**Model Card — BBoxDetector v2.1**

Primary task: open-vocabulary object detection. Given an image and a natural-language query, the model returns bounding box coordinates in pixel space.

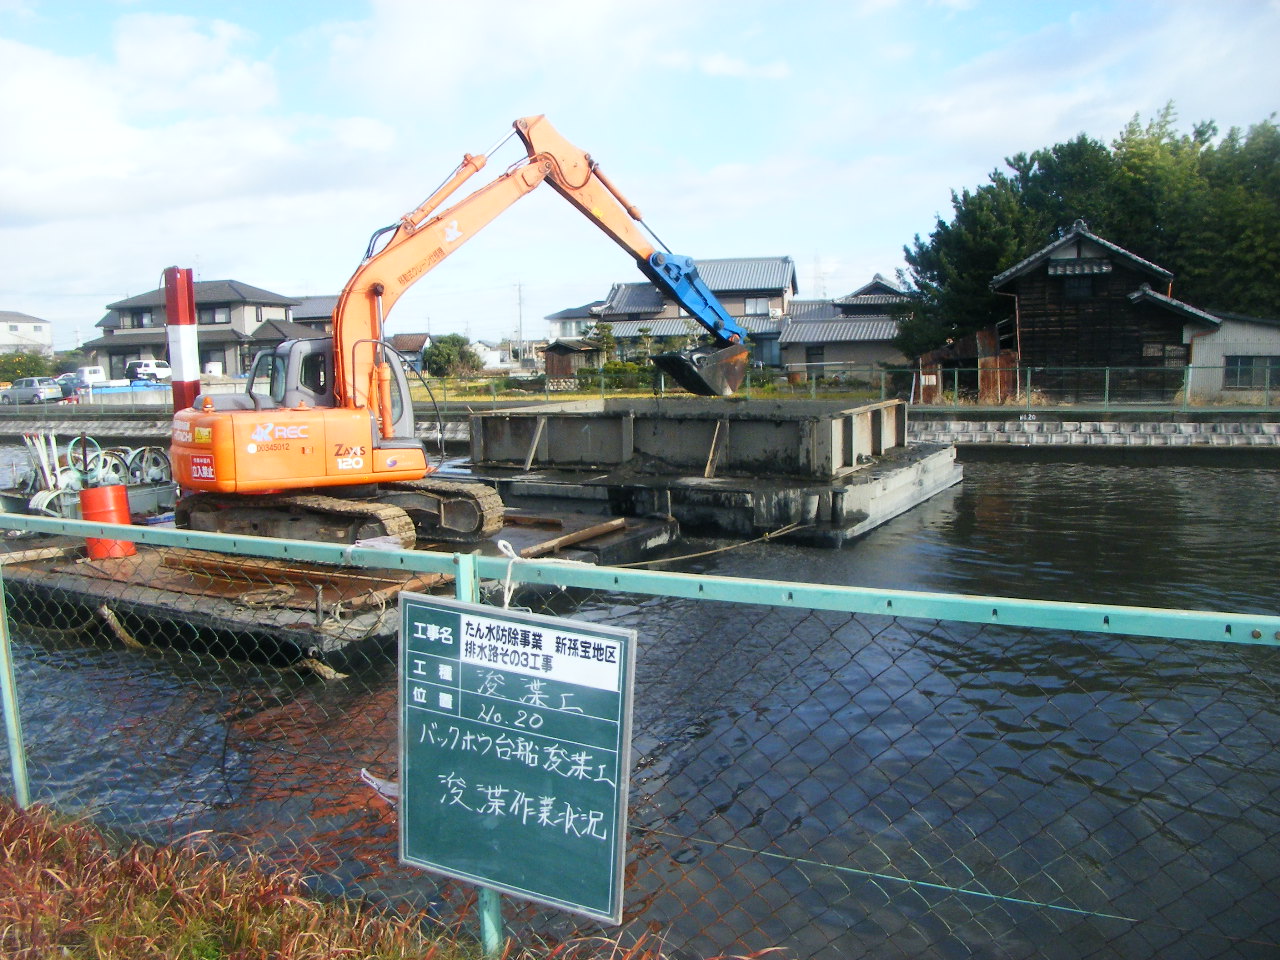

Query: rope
[634,826,1280,949]
[494,538,589,609]
[614,522,812,567]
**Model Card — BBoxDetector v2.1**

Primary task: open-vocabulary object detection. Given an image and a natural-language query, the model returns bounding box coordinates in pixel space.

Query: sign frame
[398,591,635,924]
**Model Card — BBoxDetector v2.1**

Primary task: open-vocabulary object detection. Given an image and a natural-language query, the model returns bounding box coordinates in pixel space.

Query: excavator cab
[245,338,416,441]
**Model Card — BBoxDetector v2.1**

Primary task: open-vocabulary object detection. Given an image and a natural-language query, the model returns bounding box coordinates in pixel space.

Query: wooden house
[988,220,1224,400]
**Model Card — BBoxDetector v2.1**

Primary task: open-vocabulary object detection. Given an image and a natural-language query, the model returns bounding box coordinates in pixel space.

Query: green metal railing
[2,513,1278,959]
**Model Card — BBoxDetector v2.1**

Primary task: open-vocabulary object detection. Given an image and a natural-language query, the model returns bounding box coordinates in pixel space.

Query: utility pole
[516,282,524,368]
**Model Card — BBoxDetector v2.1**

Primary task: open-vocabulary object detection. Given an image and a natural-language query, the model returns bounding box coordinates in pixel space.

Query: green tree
[0,351,51,381]
[54,349,92,375]
[897,175,1040,357]
[588,322,617,362]
[897,104,1280,358]
[422,334,482,377]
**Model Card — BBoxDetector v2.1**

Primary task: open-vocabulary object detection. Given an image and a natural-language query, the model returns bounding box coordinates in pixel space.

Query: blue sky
[1,0,1277,349]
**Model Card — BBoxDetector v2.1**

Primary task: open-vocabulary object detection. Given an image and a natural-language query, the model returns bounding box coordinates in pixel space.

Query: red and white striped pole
[163,266,200,412]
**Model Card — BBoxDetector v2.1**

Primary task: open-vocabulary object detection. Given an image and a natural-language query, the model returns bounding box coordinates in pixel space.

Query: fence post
[1182,366,1191,411]
[0,574,31,809]
[1025,368,1032,411]
[880,370,887,401]
[451,552,504,956]
[1103,368,1110,410]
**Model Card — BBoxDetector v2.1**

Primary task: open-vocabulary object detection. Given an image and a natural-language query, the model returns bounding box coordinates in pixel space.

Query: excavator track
[176,492,418,549]
[382,478,506,542]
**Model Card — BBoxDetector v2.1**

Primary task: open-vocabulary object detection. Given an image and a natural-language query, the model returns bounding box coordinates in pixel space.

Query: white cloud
[111,14,276,115]
[699,52,790,80]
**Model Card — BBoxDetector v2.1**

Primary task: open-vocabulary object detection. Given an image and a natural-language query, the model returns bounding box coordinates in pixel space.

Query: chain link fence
[1,516,1279,959]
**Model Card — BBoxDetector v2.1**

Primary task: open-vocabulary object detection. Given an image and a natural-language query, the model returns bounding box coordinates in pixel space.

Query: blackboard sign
[398,592,635,923]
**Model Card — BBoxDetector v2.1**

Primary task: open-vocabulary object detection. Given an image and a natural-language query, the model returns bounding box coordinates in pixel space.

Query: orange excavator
[170,115,751,547]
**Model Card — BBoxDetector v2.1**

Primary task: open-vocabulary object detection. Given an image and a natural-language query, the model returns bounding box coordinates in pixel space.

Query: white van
[75,365,109,386]
[126,359,172,381]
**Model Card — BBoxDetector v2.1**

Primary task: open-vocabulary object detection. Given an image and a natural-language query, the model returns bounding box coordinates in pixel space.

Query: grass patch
[0,802,764,960]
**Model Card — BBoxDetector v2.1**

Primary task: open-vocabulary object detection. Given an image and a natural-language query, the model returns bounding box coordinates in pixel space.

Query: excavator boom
[335,115,750,406]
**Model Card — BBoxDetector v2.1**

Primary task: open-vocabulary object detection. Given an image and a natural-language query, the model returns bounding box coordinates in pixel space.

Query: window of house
[805,345,825,365]
[744,297,770,316]
[198,306,231,324]
[1063,277,1094,300]
[7,325,16,333]
[1224,355,1280,389]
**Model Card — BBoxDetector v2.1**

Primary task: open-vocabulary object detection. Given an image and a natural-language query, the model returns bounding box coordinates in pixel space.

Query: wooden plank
[520,517,626,558]
[704,418,730,479]
[0,545,83,565]
[523,415,547,471]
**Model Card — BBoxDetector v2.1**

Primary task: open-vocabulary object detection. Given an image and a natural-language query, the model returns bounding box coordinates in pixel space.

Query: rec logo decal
[251,422,309,442]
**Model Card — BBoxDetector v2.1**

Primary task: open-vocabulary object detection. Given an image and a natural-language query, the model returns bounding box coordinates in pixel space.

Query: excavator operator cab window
[299,352,328,395]
[247,351,288,405]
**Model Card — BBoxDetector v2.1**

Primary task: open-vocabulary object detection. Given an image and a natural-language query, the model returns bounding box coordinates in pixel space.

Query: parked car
[1,377,63,404]
[126,359,172,381]
[54,372,80,398]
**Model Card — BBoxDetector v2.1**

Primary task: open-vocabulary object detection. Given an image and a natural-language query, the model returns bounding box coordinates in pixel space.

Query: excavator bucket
[650,343,750,397]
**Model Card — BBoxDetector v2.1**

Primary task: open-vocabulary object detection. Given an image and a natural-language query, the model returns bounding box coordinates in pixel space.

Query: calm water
[2,454,1278,958]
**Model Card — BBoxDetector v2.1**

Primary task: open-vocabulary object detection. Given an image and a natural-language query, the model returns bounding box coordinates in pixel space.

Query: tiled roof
[788,300,841,322]
[107,280,301,311]
[593,282,663,316]
[835,273,906,303]
[389,333,430,352]
[293,295,338,320]
[546,300,606,320]
[585,257,798,318]
[603,317,781,339]
[546,338,601,352]
[0,310,45,324]
[990,220,1173,290]
[250,319,323,341]
[1126,284,1220,327]
[695,257,797,294]
[778,319,899,345]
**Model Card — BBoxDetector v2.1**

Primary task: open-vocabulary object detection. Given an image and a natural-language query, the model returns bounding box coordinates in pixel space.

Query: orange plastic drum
[78,485,137,559]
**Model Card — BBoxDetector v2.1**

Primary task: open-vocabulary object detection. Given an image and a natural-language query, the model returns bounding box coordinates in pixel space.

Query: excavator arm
[336,115,750,417]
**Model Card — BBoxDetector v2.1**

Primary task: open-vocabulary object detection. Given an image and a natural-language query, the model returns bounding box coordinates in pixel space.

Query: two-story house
[0,311,54,357]
[778,274,909,373]
[82,280,310,378]
[989,220,1280,400]
[559,257,797,366]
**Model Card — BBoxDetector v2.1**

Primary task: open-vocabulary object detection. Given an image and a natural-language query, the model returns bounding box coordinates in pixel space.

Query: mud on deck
[0,512,678,669]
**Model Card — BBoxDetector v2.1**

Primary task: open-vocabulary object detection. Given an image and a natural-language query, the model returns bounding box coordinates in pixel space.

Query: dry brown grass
[0,802,768,960]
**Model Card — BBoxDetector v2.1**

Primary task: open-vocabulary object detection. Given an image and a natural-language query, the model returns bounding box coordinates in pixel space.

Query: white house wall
[1186,318,1280,399]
